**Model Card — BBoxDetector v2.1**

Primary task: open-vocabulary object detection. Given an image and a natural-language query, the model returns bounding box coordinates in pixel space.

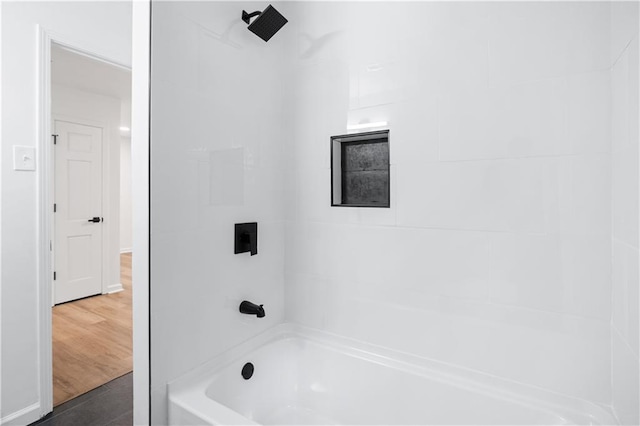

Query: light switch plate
[13,146,36,171]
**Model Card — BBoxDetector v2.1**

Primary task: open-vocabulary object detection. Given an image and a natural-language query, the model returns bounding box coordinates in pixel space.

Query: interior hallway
[52,253,133,406]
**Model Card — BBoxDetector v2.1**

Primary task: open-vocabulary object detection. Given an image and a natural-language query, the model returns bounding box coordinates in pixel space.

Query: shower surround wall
[611,3,640,424]
[150,1,289,421]
[151,1,638,424]
[283,0,623,411]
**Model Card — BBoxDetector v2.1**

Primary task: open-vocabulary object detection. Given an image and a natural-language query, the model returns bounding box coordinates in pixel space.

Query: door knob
[88,217,101,223]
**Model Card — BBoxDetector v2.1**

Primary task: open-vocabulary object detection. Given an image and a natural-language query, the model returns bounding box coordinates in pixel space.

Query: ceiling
[51,43,131,101]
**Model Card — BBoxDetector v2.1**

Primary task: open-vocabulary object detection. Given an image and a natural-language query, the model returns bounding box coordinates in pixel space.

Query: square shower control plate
[235,222,258,255]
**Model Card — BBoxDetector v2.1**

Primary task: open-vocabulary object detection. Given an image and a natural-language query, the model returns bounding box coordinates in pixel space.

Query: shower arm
[242,10,262,25]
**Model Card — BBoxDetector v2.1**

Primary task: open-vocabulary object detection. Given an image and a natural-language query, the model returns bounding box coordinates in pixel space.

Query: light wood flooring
[52,253,133,407]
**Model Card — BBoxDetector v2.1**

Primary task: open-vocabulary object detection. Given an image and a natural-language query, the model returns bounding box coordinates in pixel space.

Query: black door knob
[88,217,101,223]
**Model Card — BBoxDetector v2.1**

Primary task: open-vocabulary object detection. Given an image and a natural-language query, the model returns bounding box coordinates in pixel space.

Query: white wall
[150,2,289,422]
[120,137,132,253]
[0,2,131,423]
[52,84,123,294]
[284,1,614,405]
[611,2,640,424]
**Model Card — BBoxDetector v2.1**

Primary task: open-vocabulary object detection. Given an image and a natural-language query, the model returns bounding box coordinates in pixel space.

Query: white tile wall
[568,71,612,155]
[284,1,617,406]
[612,240,639,356]
[611,7,639,423]
[398,159,547,233]
[439,79,571,161]
[489,233,568,313]
[487,2,610,87]
[613,329,640,425]
[611,1,639,66]
[612,42,639,248]
[150,2,290,423]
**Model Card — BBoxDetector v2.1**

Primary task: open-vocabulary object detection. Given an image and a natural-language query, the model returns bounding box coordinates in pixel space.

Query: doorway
[50,42,133,406]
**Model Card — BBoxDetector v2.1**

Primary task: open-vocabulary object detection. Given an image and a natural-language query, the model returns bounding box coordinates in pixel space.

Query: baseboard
[106,282,124,294]
[120,248,132,254]
[1,402,43,426]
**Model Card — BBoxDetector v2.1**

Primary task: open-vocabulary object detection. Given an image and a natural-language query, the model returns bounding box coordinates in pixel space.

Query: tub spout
[239,300,265,318]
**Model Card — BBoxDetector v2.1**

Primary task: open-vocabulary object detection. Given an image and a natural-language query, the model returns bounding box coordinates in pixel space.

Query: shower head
[241,5,288,42]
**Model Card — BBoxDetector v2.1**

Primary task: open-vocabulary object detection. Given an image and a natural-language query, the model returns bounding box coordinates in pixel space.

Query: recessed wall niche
[331,130,390,208]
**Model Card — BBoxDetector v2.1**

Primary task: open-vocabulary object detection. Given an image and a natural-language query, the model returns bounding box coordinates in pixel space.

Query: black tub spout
[239,300,265,318]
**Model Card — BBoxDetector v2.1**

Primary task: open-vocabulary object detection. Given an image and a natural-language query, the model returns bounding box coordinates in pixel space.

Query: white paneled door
[54,120,103,304]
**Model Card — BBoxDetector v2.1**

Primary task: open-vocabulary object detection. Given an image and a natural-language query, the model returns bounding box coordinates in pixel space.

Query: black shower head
[242,5,288,42]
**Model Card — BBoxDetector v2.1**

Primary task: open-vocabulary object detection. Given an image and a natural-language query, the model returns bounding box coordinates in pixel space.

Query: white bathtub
[168,324,616,425]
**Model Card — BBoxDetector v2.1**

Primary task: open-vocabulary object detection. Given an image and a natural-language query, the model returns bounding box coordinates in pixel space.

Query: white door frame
[36,21,150,423]
[130,2,151,423]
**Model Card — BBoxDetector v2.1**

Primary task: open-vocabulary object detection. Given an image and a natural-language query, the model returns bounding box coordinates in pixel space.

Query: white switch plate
[13,146,36,171]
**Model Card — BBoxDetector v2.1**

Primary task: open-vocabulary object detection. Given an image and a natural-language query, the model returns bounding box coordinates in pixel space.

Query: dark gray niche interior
[331,130,390,208]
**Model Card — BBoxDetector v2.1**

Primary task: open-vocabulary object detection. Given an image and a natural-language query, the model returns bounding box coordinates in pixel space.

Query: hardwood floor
[52,253,133,407]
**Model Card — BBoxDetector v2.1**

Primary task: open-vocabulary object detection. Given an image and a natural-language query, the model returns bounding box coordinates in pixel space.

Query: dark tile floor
[30,373,133,426]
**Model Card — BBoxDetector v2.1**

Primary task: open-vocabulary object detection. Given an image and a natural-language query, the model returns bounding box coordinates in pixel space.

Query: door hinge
[53,203,56,212]
[52,134,58,145]
[53,271,56,280]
